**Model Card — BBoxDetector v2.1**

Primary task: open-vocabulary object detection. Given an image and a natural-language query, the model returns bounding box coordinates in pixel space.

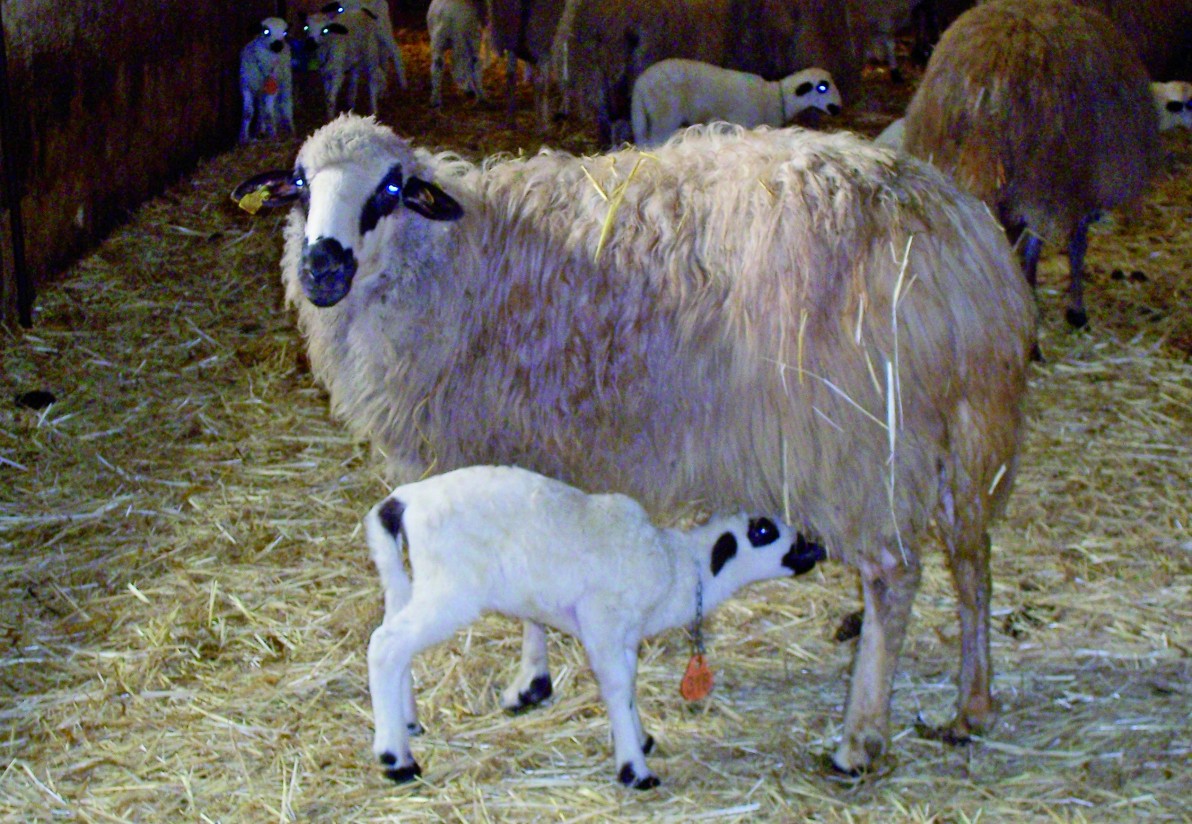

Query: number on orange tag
[680,654,713,701]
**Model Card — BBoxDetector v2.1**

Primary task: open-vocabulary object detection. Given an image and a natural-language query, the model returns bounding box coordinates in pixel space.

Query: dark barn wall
[0,0,275,327]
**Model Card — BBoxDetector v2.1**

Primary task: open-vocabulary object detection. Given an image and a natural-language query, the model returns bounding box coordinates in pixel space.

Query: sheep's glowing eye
[817,82,829,94]
[386,183,400,195]
[292,176,306,188]
[262,27,271,36]
[322,26,332,35]
[303,24,311,33]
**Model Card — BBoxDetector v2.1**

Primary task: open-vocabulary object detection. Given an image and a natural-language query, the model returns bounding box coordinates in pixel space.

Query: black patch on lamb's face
[1168,100,1187,113]
[782,532,827,576]
[377,497,405,538]
[710,532,738,576]
[796,81,813,96]
[360,163,405,235]
[747,517,779,547]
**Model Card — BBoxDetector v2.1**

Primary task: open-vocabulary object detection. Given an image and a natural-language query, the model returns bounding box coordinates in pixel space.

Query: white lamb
[239,17,294,143]
[427,0,486,107]
[304,10,387,119]
[365,465,826,789]
[874,116,905,150]
[630,60,842,148]
[321,0,408,89]
[1152,80,1192,131]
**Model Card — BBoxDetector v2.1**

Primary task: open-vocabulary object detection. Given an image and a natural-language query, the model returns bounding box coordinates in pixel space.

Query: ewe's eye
[385,182,400,196]
[360,164,405,234]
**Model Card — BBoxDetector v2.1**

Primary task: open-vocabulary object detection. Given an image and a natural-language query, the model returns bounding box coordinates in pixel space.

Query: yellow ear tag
[236,186,270,215]
[680,654,714,701]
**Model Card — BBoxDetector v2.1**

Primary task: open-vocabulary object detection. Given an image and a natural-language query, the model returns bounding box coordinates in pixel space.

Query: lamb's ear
[231,171,304,213]
[403,177,464,221]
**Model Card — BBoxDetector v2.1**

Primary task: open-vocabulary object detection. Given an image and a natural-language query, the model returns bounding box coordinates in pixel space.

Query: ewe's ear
[231,170,303,213]
[403,177,464,221]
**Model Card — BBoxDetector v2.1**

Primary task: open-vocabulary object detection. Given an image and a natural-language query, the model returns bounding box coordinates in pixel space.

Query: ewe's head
[702,514,826,597]
[231,115,462,308]
[779,68,842,124]
[253,17,289,53]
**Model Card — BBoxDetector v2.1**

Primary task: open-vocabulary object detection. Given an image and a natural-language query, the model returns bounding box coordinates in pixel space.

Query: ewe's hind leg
[832,549,922,774]
[369,595,478,782]
[500,621,553,712]
[937,530,995,742]
[1064,213,1096,329]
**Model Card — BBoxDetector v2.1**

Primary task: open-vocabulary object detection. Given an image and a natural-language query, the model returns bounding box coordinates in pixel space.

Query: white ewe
[365,465,826,788]
[630,61,841,147]
[234,115,1035,775]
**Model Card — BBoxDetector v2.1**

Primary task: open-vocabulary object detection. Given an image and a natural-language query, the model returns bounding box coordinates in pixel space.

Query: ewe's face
[291,143,461,308]
[257,17,289,53]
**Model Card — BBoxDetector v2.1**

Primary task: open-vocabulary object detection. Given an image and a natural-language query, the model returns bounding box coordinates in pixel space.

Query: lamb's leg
[504,50,518,126]
[430,48,445,107]
[369,594,478,783]
[239,89,254,143]
[1065,213,1096,329]
[831,548,922,775]
[500,621,553,712]
[578,617,657,789]
[625,643,654,756]
[1020,231,1044,292]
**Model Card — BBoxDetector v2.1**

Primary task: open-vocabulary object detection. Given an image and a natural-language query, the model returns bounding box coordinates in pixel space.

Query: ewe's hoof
[618,763,660,790]
[1065,307,1089,329]
[504,674,553,714]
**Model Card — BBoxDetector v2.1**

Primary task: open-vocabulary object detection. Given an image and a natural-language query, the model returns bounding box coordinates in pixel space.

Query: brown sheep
[236,115,1036,774]
[901,0,1160,328]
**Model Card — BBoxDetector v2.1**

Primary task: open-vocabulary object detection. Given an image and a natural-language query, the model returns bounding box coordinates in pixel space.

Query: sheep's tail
[366,496,412,617]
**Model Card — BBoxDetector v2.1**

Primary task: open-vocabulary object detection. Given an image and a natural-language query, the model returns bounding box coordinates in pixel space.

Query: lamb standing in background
[427,0,486,107]
[366,465,826,788]
[1153,81,1192,131]
[873,116,905,150]
[630,61,841,148]
[234,115,1036,775]
[304,10,387,119]
[238,17,293,143]
[901,0,1159,328]
[321,0,408,89]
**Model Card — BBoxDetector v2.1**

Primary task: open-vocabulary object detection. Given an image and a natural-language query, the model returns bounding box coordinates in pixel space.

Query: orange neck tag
[263,76,280,95]
[680,653,714,701]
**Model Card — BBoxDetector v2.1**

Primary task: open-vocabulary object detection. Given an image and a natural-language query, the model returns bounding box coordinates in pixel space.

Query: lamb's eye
[747,517,779,547]
[817,82,829,94]
[262,27,271,36]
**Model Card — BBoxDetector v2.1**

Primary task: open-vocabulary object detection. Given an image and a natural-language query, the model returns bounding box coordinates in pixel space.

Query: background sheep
[366,464,826,788]
[1153,81,1192,131]
[321,0,408,90]
[427,0,487,107]
[1070,0,1192,83]
[235,114,1035,774]
[304,10,387,119]
[901,0,1160,329]
[238,17,293,143]
[485,0,570,125]
[630,61,841,148]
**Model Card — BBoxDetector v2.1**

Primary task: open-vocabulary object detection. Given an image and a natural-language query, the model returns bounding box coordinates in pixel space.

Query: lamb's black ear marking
[377,497,405,539]
[403,177,464,221]
[796,81,813,96]
[710,532,738,576]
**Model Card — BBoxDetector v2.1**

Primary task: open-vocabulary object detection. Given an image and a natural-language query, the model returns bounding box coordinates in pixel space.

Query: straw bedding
[1,28,1189,822]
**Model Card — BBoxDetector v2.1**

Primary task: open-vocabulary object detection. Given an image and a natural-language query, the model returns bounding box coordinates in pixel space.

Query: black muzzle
[783,533,827,576]
[300,237,357,307]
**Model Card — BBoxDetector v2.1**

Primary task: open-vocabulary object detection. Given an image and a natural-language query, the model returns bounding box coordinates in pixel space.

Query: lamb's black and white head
[697,513,826,606]
[231,115,463,307]
[253,17,290,53]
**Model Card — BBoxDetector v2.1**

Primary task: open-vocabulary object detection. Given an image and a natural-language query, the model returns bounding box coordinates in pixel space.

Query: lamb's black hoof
[506,674,553,714]
[382,758,422,784]
[642,735,655,755]
[619,763,660,790]
[1065,307,1089,329]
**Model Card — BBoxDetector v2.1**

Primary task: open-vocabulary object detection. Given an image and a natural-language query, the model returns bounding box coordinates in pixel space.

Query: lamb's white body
[238,17,294,143]
[305,10,387,118]
[1153,80,1192,131]
[630,61,841,147]
[427,0,486,106]
[366,465,824,788]
[874,116,905,149]
[324,0,408,88]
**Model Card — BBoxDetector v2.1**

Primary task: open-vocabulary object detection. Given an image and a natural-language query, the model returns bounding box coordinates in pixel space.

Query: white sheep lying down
[233,115,1035,775]
[366,465,826,788]
[631,60,842,147]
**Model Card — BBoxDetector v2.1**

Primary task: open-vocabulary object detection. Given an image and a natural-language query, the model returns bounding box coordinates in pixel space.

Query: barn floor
[1,25,1190,823]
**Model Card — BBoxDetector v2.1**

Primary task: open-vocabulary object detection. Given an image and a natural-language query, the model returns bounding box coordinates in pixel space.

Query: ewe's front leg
[832,548,922,774]
[500,621,553,713]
